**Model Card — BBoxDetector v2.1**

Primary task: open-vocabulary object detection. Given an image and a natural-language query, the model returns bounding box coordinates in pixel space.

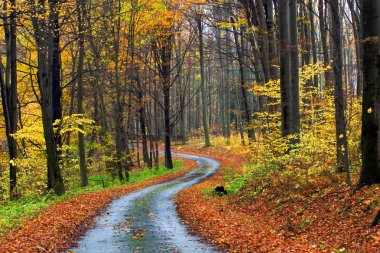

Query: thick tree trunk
[160,34,174,169]
[0,0,19,199]
[359,0,380,186]
[30,0,65,195]
[50,0,62,176]
[279,0,292,137]
[164,85,173,169]
[289,0,300,137]
[330,0,350,185]
[76,0,88,187]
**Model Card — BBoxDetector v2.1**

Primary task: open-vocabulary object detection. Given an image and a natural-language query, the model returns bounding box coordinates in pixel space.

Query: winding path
[71,151,220,253]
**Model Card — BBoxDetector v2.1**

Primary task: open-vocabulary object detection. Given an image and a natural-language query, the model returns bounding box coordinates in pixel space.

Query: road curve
[71,151,220,253]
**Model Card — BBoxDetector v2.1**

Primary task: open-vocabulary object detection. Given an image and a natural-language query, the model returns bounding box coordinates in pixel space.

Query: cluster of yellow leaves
[249,62,361,175]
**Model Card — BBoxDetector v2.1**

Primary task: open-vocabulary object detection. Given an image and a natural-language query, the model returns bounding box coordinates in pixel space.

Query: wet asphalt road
[71,151,220,253]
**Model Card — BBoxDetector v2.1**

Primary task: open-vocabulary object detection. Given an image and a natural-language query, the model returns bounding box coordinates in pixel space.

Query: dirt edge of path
[173,145,380,253]
[0,158,197,253]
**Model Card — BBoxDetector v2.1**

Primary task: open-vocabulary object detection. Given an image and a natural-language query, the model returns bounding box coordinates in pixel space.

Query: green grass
[224,163,273,195]
[0,160,185,237]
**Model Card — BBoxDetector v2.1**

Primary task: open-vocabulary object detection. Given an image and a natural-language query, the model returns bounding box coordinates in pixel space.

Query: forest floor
[172,140,380,253]
[0,157,197,253]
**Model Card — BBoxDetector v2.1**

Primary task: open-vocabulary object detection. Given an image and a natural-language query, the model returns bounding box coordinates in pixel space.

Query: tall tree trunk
[154,84,159,168]
[197,15,211,147]
[50,0,62,167]
[0,0,18,198]
[347,0,363,96]
[264,0,279,80]
[160,33,174,169]
[231,18,255,141]
[113,0,127,181]
[30,0,65,195]
[279,0,292,137]
[289,0,300,137]
[139,97,150,167]
[308,0,319,89]
[225,29,232,140]
[76,0,88,187]
[319,0,333,87]
[330,0,350,185]
[214,9,227,137]
[359,0,380,186]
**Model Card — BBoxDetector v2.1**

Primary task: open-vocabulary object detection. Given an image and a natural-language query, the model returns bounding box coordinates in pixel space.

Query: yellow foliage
[247,62,361,177]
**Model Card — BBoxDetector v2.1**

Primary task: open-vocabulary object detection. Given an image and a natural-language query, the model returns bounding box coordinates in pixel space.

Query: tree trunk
[231,18,255,141]
[330,0,350,185]
[225,29,232,140]
[0,0,18,199]
[289,0,300,137]
[308,0,319,89]
[359,0,380,186]
[264,0,279,81]
[139,102,150,167]
[347,0,363,96]
[160,33,174,169]
[197,15,211,147]
[319,0,333,87]
[279,0,292,137]
[76,0,88,187]
[30,0,65,195]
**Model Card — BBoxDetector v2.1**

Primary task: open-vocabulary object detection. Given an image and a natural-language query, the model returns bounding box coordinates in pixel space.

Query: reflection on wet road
[71,151,220,253]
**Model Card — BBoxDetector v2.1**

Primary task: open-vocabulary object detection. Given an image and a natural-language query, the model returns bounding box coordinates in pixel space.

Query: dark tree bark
[30,0,65,195]
[279,0,292,137]
[112,0,131,181]
[138,91,151,167]
[330,0,350,185]
[155,33,174,169]
[76,0,88,187]
[0,0,18,199]
[289,0,300,137]
[359,0,380,186]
